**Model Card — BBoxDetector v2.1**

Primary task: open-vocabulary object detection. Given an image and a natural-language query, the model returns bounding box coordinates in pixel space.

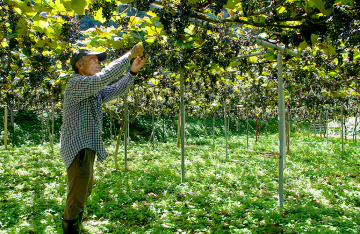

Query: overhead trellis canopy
[142,1,300,210]
[1,0,359,212]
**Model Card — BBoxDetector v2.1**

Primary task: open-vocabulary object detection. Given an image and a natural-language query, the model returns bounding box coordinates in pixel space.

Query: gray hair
[74,56,86,73]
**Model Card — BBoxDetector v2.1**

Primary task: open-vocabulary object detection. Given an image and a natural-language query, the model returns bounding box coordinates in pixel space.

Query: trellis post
[203,110,207,138]
[124,93,128,170]
[224,102,228,160]
[52,103,54,140]
[41,109,44,144]
[277,53,286,210]
[180,69,186,183]
[110,114,113,141]
[246,109,249,150]
[4,106,8,148]
[212,113,215,148]
[152,111,155,150]
[341,105,344,158]
[326,112,329,143]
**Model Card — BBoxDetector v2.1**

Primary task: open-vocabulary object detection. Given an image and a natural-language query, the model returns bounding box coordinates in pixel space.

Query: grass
[0,132,360,233]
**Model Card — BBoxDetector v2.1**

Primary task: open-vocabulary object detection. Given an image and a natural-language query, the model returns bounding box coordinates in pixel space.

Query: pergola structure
[116,3,303,210]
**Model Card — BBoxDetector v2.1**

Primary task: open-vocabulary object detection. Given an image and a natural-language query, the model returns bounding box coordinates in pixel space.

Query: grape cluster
[156,0,192,39]
[27,54,52,87]
[21,36,35,56]
[133,0,155,12]
[174,1,192,36]
[101,0,116,25]
[58,50,71,71]
[1,5,21,51]
[328,6,356,46]
[116,16,130,30]
[324,0,335,10]
[209,0,228,15]
[192,26,243,71]
[89,0,117,25]
[60,19,81,43]
[288,31,302,47]
[348,50,354,62]
[89,1,102,12]
[299,21,327,46]
[5,6,20,32]
[9,39,19,50]
[141,36,149,59]
[134,40,164,85]
[15,58,23,69]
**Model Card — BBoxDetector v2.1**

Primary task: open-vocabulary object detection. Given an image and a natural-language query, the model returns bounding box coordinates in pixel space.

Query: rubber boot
[62,216,80,234]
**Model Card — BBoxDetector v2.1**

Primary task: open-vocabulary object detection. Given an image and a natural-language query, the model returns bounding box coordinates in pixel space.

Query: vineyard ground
[1,132,360,233]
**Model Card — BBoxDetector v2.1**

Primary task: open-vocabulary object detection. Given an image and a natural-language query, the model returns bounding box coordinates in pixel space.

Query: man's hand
[128,44,144,60]
[131,54,147,73]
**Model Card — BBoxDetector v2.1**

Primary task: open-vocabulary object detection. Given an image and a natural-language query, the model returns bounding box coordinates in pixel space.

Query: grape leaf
[71,0,88,15]
[309,0,333,16]
[176,39,194,48]
[354,53,360,60]
[298,41,308,53]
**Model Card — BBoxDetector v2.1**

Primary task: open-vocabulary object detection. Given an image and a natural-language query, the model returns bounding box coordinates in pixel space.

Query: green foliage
[0,109,278,146]
[1,0,359,127]
[0,109,62,146]
[1,133,360,233]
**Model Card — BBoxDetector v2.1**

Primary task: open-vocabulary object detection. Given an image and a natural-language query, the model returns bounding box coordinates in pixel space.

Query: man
[60,44,146,233]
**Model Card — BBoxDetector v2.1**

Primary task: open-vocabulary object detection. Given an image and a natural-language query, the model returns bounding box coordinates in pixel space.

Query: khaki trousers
[63,148,95,220]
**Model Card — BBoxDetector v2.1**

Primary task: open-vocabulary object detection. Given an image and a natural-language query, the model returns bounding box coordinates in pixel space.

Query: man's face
[76,55,100,76]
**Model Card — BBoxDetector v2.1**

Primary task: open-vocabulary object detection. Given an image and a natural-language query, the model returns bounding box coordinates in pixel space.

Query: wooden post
[4,106,8,148]
[203,111,207,138]
[180,69,185,183]
[228,115,230,132]
[255,117,258,141]
[41,109,44,144]
[127,110,130,144]
[49,104,54,151]
[152,112,155,149]
[224,102,228,160]
[341,105,344,158]
[354,110,357,144]
[110,114,113,141]
[319,114,322,138]
[124,93,128,170]
[246,111,249,150]
[52,104,54,139]
[163,114,165,142]
[344,116,347,141]
[212,113,215,148]
[326,112,329,143]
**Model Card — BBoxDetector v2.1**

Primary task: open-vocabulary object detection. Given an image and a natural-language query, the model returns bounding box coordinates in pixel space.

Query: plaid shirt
[60,55,134,170]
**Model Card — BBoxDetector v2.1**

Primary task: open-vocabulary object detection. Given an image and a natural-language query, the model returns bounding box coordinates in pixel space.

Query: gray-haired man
[60,44,146,233]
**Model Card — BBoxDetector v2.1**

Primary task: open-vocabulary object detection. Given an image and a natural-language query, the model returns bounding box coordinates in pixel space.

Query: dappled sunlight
[1,134,360,233]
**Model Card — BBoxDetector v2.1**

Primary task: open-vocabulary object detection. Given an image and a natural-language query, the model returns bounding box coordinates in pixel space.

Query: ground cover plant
[1,131,359,233]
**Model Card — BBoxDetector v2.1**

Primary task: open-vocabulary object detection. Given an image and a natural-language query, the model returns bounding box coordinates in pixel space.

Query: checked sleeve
[96,72,135,104]
[63,56,130,107]
[60,55,133,170]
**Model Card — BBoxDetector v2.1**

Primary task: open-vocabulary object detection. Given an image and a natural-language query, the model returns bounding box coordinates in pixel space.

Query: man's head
[70,49,107,76]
